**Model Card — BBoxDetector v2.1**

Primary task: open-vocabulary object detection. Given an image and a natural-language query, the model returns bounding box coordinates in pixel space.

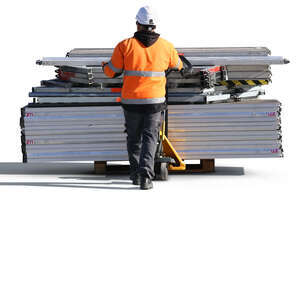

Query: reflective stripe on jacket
[104,36,183,104]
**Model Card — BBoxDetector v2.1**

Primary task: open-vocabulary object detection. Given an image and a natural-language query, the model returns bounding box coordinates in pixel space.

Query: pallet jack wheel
[155,162,168,181]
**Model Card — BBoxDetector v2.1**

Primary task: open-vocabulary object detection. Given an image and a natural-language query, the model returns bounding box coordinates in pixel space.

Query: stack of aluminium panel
[21,104,127,162]
[20,47,287,162]
[66,46,273,83]
[34,47,288,104]
[20,99,282,162]
[168,100,282,159]
[56,65,225,90]
[66,47,273,85]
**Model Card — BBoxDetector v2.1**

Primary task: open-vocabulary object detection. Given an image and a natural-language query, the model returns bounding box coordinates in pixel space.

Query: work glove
[180,67,193,78]
[179,55,193,78]
[101,61,108,71]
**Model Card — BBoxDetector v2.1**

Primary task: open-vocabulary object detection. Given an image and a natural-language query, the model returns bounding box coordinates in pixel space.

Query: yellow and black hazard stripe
[218,80,269,86]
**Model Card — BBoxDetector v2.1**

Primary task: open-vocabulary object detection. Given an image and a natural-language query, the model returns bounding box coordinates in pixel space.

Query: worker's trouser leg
[123,109,161,180]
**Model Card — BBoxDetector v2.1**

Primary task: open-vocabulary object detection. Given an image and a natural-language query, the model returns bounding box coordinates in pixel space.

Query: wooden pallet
[94,159,215,175]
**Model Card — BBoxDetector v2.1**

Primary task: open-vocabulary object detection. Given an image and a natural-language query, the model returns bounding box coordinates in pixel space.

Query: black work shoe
[140,177,153,190]
[132,175,141,186]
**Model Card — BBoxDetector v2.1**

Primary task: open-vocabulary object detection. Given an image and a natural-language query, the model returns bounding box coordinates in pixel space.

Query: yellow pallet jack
[153,55,215,180]
[154,109,186,180]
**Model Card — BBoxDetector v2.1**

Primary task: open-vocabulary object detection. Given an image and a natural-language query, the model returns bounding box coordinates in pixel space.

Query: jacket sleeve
[103,42,124,78]
[169,44,183,70]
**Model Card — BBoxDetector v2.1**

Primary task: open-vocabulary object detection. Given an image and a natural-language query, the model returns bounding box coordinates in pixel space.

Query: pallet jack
[153,55,215,181]
[154,109,185,181]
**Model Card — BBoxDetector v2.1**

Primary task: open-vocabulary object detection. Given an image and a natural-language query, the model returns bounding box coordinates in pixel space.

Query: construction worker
[102,6,183,190]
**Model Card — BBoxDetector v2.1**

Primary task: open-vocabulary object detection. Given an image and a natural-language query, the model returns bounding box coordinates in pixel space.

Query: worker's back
[122,37,173,72]
[121,36,179,100]
[104,33,182,104]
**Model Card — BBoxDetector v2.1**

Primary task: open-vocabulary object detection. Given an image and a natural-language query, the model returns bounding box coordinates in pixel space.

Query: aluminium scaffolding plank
[225,65,270,71]
[168,99,281,109]
[22,125,125,135]
[25,151,129,162]
[25,142,127,150]
[25,140,281,151]
[24,145,281,158]
[174,144,282,152]
[171,140,281,146]
[168,130,281,138]
[23,134,126,145]
[177,152,282,159]
[24,148,282,162]
[35,97,119,104]
[67,47,271,57]
[168,124,280,132]
[37,56,288,67]
[22,123,279,136]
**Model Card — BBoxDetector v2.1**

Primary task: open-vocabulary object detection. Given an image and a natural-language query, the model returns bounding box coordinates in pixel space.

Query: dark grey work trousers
[123,109,162,180]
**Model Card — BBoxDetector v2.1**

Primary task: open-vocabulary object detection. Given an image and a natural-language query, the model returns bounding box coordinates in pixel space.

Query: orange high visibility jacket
[103,36,183,105]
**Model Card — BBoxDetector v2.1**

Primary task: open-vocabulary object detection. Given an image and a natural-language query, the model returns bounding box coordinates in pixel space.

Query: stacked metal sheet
[33,47,288,104]
[20,47,287,162]
[56,65,225,89]
[168,100,282,159]
[20,100,282,162]
[21,104,128,162]
[66,47,272,57]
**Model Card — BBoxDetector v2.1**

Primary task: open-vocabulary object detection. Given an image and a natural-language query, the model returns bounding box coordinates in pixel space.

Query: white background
[0,0,299,299]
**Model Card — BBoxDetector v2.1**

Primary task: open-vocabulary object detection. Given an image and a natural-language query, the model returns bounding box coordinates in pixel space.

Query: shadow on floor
[172,166,245,176]
[0,162,136,190]
[0,162,244,176]
[0,181,137,190]
[0,162,95,175]
[0,162,244,190]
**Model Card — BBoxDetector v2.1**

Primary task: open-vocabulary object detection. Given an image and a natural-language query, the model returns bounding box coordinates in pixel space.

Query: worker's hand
[101,61,108,72]
[180,67,193,78]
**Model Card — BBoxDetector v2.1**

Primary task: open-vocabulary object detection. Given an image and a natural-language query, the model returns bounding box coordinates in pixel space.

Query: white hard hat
[136,6,156,26]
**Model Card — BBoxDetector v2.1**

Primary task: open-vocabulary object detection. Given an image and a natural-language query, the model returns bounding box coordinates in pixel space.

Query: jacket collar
[134,30,160,47]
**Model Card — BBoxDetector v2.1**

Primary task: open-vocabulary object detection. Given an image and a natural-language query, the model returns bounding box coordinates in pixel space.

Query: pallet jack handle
[179,54,193,77]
